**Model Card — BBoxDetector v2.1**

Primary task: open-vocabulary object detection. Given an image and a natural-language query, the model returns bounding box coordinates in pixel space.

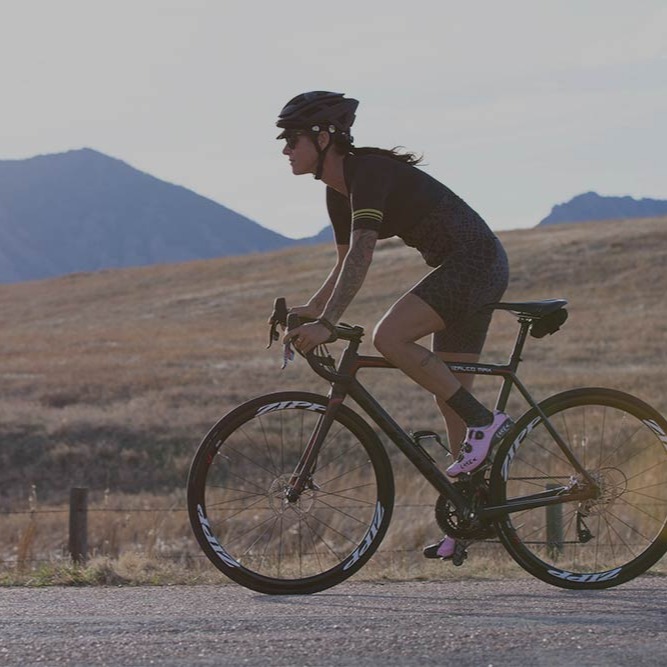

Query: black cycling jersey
[326,153,446,242]
[325,153,496,266]
[325,152,509,354]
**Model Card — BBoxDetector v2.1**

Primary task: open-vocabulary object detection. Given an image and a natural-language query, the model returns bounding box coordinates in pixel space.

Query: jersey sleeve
[326,187,352,245]
[348,159,391,234]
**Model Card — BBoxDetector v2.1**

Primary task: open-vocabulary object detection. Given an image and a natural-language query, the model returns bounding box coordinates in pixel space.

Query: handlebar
[267,297,365,379]
[268,297,363,343]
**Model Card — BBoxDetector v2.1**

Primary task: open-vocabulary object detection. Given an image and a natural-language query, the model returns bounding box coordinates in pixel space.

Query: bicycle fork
[285,391,346,502]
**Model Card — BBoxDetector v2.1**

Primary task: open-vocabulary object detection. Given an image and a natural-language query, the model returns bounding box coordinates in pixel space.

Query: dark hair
[350,145,423,166]
[331,136,423,165]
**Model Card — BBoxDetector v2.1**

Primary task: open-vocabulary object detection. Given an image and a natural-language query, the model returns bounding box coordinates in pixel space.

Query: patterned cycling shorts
[410,236,509,354]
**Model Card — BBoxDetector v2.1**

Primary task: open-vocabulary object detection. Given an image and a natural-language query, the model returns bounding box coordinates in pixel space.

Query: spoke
[291,514,349,563]
[601,513,639,560]
[256,416,281,477]
[233,423,276,476]
[596,418,645,469]
[614,494,666,525]
[204,487,267,500]
[603,505,654,544]
[300,516,336,569]
[225,443,282,480]
[311,427,362,473]
[209,494,270,522]
[625,460,667,486]
[303,511,362,548]
[320,459,374,487]
[510,455,570,490]
[257,515,280,574]
[310,495,370,526]
[222,468,270,495]
[623,486,667,505]
[626,480,667,495]
[597,407,607,470]
[314,488,377,507]
[222,512,283,551]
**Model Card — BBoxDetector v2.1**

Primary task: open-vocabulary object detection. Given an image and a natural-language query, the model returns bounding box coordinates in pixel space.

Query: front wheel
[187,391,394,594]
[490,388,667,589]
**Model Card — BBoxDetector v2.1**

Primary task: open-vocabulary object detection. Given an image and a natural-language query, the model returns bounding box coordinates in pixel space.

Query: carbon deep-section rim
[187,391,394,594]
[490,388,667,589]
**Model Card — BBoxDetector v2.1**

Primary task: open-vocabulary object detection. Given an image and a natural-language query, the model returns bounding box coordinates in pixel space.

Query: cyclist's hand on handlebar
[283,321,331,355]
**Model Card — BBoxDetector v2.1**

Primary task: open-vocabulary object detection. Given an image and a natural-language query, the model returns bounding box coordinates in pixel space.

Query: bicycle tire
[187,391,394,594]
[490,388,667,589]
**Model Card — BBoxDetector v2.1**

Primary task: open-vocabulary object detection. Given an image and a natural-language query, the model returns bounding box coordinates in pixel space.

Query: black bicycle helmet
[276,91,359,180]
[276,91,359,138]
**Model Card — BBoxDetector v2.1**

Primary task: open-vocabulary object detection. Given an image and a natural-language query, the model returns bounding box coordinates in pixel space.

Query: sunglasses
[284,131,305,149]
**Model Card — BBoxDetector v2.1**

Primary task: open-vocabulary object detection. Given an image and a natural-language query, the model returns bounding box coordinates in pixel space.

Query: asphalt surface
[1,576,666,666]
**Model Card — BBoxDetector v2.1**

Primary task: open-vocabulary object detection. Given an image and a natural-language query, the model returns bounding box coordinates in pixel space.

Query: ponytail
[332,135,423,165]
[349,146,423,165]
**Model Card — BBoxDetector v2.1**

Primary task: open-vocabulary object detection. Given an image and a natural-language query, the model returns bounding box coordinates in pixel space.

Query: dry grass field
[0,216,665,580]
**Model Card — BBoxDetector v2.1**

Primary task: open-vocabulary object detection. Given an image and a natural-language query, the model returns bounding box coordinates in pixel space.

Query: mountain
[0,148,327,283]
[538,191,667,226]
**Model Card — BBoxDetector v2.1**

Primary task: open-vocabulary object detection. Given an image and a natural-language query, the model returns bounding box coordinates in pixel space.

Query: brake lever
[281,312,301,369]
[281,341,295,369]
[267,297,289,349]
[267,321,279,349]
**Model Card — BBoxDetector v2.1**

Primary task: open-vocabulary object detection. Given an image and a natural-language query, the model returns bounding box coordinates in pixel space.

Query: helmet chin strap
[311,135,331,180]
[308,126,336,180]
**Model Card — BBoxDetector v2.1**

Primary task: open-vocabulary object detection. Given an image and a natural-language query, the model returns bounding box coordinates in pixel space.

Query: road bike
[187,297,667,594]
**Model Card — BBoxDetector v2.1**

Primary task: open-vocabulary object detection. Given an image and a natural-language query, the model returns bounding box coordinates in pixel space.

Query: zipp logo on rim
[343,501,385,571]
[256,401,326,417]
[197,504,240,568]
[644,418,667,452]
[547,567,622,583]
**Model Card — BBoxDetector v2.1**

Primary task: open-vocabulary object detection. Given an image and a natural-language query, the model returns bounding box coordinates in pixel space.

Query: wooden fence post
[69,487,88,564]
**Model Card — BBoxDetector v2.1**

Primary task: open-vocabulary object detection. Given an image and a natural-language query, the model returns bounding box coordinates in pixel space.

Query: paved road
[1,576,666,666]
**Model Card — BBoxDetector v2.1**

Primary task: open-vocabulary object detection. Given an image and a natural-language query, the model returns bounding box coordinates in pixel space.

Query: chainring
[435,477,497,540]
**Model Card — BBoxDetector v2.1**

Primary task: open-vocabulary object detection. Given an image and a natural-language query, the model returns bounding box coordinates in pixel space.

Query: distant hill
[539,191,667,225]
[0,148,328,283]
[2,150,662,284]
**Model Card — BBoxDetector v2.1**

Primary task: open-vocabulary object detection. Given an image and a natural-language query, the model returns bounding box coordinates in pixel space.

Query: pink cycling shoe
[423,535,456,559]
[446,411,514,477]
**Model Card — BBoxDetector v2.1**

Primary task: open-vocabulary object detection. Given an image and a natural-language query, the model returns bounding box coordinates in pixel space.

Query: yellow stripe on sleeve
[352,208,384,223]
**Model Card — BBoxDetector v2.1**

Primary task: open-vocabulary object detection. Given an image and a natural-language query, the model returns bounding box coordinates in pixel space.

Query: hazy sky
[1,0,665,238]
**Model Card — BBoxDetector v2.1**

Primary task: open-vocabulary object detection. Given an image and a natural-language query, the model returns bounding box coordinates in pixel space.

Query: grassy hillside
[0,217,665,508]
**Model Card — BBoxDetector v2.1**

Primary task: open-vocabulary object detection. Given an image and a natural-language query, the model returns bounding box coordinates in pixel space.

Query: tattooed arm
[307,243,350,313]
[284,229,377,353]
[321,228,378,324]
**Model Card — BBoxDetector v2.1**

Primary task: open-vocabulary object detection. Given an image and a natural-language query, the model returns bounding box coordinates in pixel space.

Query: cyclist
[278,91,512,559]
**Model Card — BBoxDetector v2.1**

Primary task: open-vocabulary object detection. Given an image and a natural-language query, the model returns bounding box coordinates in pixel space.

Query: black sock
[445,387,493,428]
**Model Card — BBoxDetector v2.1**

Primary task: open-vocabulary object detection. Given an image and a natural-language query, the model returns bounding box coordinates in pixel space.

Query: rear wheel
[187,391,394,594]
[491,388,667,589]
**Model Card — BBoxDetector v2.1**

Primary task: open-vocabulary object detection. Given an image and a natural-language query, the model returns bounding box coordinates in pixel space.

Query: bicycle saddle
[491,299,568,317]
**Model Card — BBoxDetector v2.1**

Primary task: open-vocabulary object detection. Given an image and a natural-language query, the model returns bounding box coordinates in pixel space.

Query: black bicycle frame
[290,318,596,517]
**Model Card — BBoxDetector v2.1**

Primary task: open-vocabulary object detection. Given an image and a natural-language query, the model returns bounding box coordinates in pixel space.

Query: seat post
[508,318,532,371]
[494,318,532,412]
